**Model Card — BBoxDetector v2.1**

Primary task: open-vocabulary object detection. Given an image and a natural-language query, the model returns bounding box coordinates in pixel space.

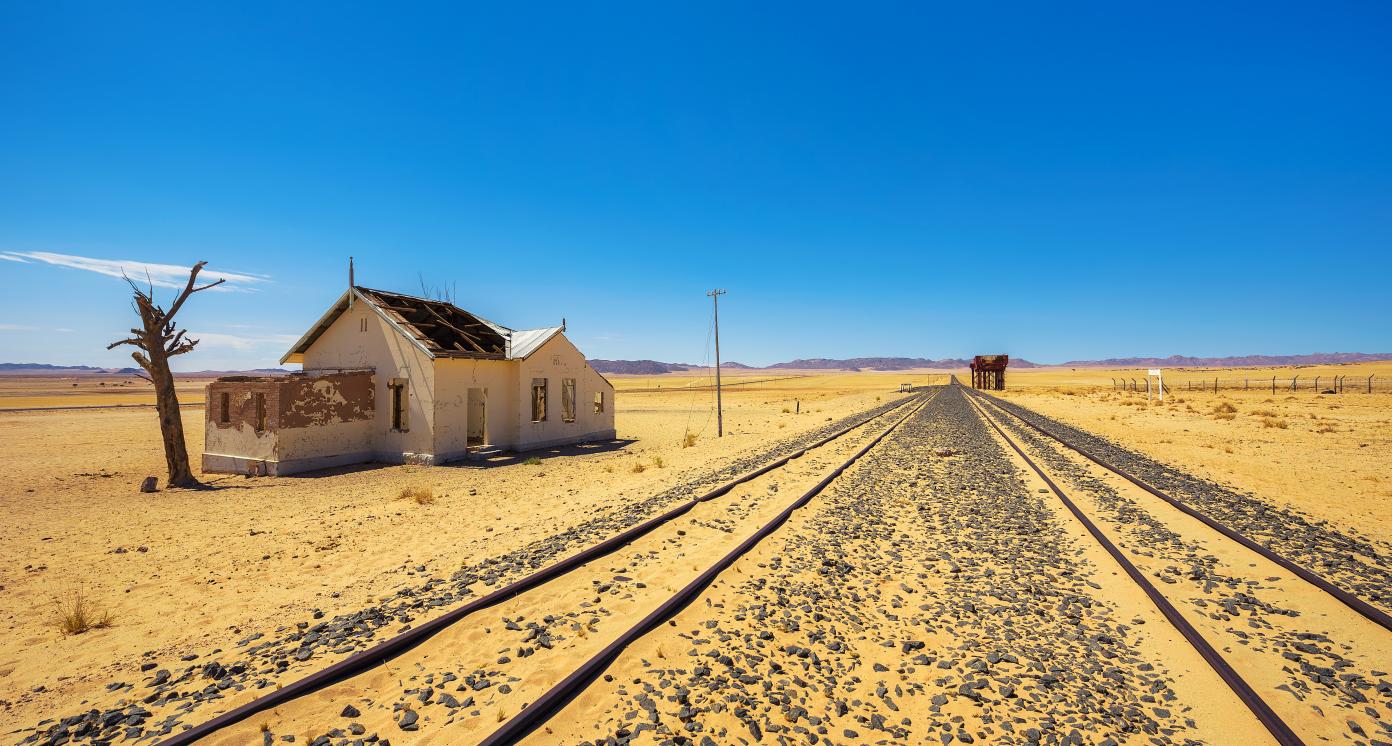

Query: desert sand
[2,365,1389,746]
[0,371,935,739]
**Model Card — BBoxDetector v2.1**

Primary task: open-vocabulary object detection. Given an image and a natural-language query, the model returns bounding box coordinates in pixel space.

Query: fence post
[1314,376,1320,392]
[1371,375,1376,394]
[1245,378,1249,390]
[1292,375,1298,392]
[1272,376,1276,394]
[1214,377,1219,392]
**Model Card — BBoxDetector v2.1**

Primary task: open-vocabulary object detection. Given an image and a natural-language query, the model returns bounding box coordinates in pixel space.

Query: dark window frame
[531,378,548,422]
[561,378,576,423]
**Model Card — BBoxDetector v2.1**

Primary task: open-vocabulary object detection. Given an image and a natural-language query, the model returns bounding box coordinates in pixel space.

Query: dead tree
[108,261,224,488]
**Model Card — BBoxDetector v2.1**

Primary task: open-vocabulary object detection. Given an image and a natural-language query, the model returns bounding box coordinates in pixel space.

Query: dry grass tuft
[681,431,698,448]
[630,462,647,474]
[1212,402,1238,414]
[1250,408,1279,418]
[651,456,665,469]
[399,485,436,505]
[522,456,543,466]
[1315,422,1337,434]
[1261,416,1289,429]
[57,588,114,635]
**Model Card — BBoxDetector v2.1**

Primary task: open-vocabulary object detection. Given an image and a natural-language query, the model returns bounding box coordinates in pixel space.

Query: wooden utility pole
[108,261,225,488]
[707,289,726,437]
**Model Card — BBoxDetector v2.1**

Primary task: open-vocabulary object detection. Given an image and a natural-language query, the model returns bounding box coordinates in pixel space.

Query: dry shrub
[681,431,698,448]
[1250,409,1279,418]
[651,456,665,469]
[1212,402,1238,414]
[1261,416,1288,429]
[399,485,435,505]
[631,462,647,474]
[1315,423,1337,434]
[57,588,114,635]
[1213,412,1236,421]
[781,407,791,414]
[522,456,543,466]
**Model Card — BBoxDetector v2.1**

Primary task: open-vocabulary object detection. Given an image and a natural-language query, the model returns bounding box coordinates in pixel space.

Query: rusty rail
[477,389,936,745]
[153,389,933,745]
[965,391,1303,746]
[969,388,1392,634]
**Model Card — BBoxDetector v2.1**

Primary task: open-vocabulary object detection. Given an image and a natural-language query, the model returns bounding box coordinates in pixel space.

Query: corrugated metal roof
[507,326,563,360]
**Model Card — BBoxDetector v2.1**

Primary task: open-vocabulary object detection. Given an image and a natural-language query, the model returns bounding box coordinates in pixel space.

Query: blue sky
[2,2,1389,370]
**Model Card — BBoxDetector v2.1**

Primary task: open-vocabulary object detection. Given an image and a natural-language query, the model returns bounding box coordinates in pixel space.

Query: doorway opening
[467,387,488,447]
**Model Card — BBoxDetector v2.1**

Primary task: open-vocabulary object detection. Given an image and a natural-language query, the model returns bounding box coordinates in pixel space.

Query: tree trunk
[108,260,224,490]
[143,315,198,487]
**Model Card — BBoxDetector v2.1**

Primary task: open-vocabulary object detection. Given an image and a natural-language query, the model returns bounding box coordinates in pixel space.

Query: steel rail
[477,389,937,745]
[154,389,933,746]
[967,388,1392,634]
[965,391,1304,746]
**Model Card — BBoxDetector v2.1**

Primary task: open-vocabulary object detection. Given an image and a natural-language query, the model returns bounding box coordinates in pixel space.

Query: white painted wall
[433,357,516,458]
[511,334,616,450]
[300,300,437,459]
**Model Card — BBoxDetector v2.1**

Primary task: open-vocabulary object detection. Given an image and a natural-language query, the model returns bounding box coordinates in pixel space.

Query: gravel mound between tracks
[986,399,1392,744]
[562,387,1195,746]
[984,393,1392,614]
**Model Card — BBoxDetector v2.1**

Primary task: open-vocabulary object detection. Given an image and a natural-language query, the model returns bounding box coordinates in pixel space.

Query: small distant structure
[970,355,1009,390]
[203,276,616,476]
[898,383,914,393]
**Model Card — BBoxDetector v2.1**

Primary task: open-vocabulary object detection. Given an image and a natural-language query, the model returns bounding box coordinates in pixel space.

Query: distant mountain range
[587,352,1392,373]
[6,351,1389,378]
[1051,352,1392,368]
[0,363,292,377]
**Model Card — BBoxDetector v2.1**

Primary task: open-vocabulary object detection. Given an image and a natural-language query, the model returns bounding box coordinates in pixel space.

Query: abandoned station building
[202,286,616,475]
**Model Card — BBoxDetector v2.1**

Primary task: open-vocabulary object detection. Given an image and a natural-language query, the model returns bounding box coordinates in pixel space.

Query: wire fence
[1109,375,1389,395]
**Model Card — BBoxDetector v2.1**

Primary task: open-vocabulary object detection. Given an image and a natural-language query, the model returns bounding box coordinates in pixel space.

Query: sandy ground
[2,364,1388,745]
[0,372,930,738]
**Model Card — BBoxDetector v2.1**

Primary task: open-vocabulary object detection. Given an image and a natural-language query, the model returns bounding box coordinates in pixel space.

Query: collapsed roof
[281,286,563,364]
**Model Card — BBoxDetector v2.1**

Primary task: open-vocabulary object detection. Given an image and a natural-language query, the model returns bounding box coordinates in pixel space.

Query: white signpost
[1148,368,1163,402]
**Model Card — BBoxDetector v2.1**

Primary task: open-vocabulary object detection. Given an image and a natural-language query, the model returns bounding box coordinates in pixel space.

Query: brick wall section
[206,371,374,432]
[207,378,283,431]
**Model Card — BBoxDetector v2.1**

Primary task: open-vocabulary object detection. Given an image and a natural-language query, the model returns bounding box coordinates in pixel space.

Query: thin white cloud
[189,331,300,351]
[0,323,39,331]
[1,251,270,291]
[53,327,77,333]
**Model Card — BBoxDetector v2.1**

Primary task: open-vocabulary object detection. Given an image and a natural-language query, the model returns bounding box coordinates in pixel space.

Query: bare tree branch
[107,338,144,351]
[165,261,225,322]
[167,336,199,357]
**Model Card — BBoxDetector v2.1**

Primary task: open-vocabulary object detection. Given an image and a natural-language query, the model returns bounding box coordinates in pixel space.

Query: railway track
[965,387,1392,746]
[473,390,938,745]
[116,389,937,746]
[21,384,1390,746]
[963,391,1303,745]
